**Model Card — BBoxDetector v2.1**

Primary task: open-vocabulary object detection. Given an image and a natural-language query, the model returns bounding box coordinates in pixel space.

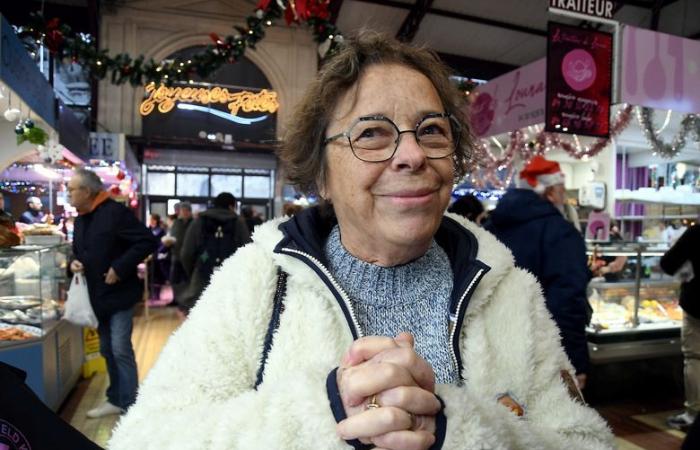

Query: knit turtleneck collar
[324,224,453,304]
[323,224,457,382]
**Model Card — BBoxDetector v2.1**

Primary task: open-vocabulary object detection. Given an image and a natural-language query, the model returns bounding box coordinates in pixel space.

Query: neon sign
[139,82,279,119]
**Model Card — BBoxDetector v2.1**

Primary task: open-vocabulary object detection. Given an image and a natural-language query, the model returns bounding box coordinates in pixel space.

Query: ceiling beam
[613,0,655,8]
[650,0,665,30]
[437,52,518,80]
[356,0,548,37]
[396,0,434,42]
[613,0,677,8]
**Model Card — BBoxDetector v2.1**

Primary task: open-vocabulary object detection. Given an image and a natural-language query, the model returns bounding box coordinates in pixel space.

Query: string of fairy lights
[3,3,698,194]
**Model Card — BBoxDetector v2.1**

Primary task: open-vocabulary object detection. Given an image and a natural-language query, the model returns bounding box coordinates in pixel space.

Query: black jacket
[180,208,250,276]
[73,198,157,321]
[485,189,591,374]
[178,208,250,310]
[0,361,103,450]
[660,225,700,319]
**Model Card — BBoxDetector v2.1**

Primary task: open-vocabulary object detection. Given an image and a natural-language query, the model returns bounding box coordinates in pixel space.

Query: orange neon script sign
[139,82,279,117]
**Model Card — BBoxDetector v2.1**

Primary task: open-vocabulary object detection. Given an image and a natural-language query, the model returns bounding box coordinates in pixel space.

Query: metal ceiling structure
[332,0,700,80]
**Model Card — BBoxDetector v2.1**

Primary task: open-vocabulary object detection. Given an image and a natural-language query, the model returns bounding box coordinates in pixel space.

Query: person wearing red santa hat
[485,155,592,389]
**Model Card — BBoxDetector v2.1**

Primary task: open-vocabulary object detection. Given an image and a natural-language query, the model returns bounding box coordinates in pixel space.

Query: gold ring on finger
[366,394,380,410]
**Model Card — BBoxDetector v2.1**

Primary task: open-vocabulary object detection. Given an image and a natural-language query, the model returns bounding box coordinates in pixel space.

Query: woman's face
[322,64,455,265]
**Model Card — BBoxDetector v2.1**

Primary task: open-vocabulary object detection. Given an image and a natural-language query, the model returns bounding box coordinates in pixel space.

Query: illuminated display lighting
[139,82,279,118]
[176,103,269,125]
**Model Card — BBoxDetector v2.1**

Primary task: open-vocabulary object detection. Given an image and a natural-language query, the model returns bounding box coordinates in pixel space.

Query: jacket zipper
[280,246,487,383]
[449,267,486,383]
[279,247,364,338]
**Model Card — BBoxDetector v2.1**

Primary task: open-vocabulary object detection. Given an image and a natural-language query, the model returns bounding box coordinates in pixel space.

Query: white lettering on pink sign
[470,58,546,137]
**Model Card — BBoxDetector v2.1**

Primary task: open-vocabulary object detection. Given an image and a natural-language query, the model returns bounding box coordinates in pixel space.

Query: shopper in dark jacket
[68,168,157,418]
[486,156,591,388]
[166,202,193,306]
[661,224,700,430]
[148,213,166,301]
[180,192,250,312]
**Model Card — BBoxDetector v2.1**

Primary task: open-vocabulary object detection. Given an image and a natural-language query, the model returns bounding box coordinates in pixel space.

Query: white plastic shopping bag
[64,274,98,328]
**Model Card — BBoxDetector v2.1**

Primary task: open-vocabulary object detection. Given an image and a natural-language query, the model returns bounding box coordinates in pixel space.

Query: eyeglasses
[323,113,460,163]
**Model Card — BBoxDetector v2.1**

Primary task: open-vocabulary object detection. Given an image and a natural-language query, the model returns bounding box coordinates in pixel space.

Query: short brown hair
[279,31,473,195]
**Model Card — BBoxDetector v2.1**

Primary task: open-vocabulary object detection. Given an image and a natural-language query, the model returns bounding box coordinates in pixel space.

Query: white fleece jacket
[108,214,614,449]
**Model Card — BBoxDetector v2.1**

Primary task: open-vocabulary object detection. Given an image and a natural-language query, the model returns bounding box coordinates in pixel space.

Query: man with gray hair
[68,168,156,418]
[19,196,47,224]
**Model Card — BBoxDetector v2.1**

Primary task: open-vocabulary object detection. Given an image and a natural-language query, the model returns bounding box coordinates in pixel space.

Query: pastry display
[588,284,683,331]
[0,324,41,341]
[0,295,41,310]
[21,224,60,236]
[0,327,35,340]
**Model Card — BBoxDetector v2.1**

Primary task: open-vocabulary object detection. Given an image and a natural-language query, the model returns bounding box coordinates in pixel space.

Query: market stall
[467,24,699,364]
[0,15,83,410]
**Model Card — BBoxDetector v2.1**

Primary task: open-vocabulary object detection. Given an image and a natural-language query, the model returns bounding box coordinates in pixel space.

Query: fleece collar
[253,207,516,336]
[271,206,490,311]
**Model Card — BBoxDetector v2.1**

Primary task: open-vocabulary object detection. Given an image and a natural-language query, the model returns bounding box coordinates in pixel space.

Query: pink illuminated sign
[469,59,546,137]
[621,27,700,114]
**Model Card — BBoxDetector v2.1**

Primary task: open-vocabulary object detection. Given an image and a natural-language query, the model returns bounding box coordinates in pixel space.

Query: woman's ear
[316,168,329,201]
[318,183,328,200]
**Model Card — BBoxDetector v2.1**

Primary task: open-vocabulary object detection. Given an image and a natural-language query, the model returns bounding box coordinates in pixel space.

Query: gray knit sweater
[324,225,458,383]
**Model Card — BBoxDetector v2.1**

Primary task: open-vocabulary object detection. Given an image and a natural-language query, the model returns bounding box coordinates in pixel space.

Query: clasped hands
[336,332,440,450]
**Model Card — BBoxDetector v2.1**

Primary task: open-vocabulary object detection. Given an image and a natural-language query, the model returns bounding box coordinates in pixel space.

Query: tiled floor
[59,301,690,449]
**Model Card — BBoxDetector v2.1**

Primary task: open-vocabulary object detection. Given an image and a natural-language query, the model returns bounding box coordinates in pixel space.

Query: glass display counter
[0,244,83,410]
[586,244,682,363]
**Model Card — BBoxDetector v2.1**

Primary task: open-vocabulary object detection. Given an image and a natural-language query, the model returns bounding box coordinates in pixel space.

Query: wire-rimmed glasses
[323,113,460,163]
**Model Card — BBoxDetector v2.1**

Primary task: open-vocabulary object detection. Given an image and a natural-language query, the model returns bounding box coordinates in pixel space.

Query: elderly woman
[109,33,613,450]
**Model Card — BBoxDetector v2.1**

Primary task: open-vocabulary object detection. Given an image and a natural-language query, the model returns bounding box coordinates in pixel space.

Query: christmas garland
[16,0,343,86]
[470,105,634,189]
[636,107,700,159]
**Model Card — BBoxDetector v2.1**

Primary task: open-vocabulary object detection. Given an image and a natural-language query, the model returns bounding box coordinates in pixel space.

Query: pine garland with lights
[456,78,479,97]
[16,0,342,86]
[636,107,699,159]
[14,119,49,146]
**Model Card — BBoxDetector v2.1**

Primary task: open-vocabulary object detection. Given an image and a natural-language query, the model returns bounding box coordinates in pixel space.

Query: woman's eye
[419,123,448,136]
[356,126,391,140]
[357,128,379,139]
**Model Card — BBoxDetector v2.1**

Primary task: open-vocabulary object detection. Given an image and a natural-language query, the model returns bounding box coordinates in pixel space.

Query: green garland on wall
[16,0,343,86]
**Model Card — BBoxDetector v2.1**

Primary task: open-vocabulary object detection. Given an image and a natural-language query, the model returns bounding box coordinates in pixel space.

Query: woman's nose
[391,131,427,170]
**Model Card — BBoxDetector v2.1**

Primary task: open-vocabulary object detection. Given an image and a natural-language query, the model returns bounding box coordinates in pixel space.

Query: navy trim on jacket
[326,368,447,450]
[276,207,489,328]
[275,206,491,449]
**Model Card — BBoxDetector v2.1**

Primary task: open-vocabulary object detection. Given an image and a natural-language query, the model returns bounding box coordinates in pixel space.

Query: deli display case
[586,243,682,363]
[0,244,84,410]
